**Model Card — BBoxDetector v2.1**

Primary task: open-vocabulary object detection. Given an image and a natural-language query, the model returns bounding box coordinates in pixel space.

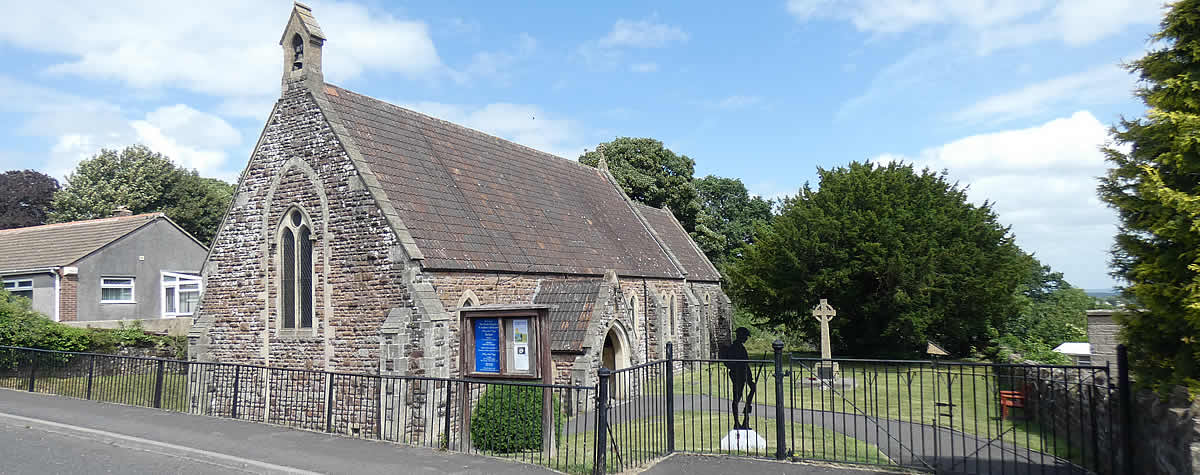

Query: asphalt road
[0,388,552,475]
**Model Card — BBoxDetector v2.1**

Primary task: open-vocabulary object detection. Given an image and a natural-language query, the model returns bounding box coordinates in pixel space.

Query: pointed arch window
[668,295,676,342]
[279,208,313,329]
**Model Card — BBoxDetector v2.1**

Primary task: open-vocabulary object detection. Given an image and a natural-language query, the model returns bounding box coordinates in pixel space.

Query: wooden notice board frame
[456,305,554,454]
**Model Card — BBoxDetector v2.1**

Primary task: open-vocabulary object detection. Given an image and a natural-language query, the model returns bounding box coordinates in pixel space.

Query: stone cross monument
[812,299,839,379]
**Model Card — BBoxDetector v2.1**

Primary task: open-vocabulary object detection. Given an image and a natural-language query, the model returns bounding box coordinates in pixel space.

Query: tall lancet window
[279,208,313,329]
[291,34,304,71]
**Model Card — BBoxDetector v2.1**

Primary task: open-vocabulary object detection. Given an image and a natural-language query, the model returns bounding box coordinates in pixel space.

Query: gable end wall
[191,79,415,375]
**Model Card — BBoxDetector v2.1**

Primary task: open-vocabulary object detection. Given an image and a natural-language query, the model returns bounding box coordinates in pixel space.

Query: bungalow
[0,210,207,322]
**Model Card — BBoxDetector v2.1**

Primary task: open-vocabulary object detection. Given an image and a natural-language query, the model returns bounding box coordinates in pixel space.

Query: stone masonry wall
[1086,311,1119,369]
[1008,361,1200,475]
[189,79,416,437]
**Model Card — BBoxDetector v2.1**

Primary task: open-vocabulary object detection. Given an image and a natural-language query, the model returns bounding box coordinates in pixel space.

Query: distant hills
[1084,289,1119,298]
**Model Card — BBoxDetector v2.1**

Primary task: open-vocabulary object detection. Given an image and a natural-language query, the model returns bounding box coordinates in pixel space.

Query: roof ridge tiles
[0,212,161,236]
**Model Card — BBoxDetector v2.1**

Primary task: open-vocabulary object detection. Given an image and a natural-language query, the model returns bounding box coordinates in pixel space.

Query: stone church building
[189,3,731,388]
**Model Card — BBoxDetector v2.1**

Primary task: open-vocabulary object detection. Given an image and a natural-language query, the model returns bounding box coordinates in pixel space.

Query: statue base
[816,361,840,380]
[720,429,767,451]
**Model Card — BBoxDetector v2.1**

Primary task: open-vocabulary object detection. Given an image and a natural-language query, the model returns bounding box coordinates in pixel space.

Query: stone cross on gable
[812,299,836,360]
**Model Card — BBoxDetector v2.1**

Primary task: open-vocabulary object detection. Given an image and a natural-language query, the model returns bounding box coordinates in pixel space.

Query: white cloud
[715,95,764,109]
[0,76,239,180]
[954,64,1135,124]
[402,101,588,160]
[456,33,538,83]
[873,111,1118,288]
[0,1,444,100]
[599,18,689,48]
[577,17,688,69]
[787,0,1161,53]
[630,62,659,73]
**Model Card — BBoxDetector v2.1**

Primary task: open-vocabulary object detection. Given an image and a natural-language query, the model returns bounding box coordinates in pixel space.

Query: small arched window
[627,295,637,333]
[279,208,312,329]
[668,295,676,341]
[292,34,304,71]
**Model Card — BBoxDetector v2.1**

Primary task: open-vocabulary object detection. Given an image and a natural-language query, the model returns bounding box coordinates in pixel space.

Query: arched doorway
[601,323,632,399]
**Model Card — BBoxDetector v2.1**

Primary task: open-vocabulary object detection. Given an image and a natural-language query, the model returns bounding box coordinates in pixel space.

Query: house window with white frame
[3,279,33,300]
[161,272,201,317]
[100,277,135,303]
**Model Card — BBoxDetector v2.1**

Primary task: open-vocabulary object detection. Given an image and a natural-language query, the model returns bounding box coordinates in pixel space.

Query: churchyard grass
[547,410,890,474]
[659,360,1084,464]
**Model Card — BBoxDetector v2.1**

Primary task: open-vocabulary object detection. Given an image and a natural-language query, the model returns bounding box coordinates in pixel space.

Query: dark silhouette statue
[721,327,756,429]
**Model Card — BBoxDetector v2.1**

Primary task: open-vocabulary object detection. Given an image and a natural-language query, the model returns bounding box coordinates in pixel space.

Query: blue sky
[0,1,1165,289]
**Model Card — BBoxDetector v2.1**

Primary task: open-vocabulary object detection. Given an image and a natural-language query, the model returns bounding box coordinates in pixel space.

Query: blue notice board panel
[474,318,501,373]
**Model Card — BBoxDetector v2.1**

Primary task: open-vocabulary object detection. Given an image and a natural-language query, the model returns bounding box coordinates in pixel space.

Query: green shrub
[0,289,92,353]
[470,384,562,453]
[0,289,187,362]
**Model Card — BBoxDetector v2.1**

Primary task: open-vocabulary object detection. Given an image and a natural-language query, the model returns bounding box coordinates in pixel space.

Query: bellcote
[280,2,326,95]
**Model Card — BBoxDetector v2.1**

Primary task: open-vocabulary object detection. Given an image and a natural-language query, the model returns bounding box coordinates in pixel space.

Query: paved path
[641,453,898,475]
[568,394,1091,475]
[0,388,552,475]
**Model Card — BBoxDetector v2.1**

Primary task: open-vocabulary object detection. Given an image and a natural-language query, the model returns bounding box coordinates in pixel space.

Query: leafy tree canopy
[693,175,774,266]
[0,170,59,229]
[580,137,701,231]
[725,161,1026,356]
[49,145,234,245]
[1097,0,1200,395]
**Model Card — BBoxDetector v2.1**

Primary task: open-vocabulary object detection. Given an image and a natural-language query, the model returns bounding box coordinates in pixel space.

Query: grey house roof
[0,213,164,272]
[533,279,604,352]
[323,84,704,279]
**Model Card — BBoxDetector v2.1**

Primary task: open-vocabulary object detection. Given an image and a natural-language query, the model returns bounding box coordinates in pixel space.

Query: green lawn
[512,410,891,474]
[660,360,1092,466]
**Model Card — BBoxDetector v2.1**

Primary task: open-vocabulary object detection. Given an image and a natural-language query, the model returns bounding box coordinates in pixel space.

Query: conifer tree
[1098,0,1200,395]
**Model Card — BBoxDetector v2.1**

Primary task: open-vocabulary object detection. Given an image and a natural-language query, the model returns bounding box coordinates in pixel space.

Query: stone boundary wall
[63,317,193,337]
[1007,359,1199,474]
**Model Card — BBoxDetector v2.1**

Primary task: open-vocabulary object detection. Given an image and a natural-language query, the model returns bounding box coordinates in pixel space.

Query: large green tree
[1097,0,1200,394]
[49,146,234,245]
[580,137,701,231]
[693,175,773,266]
[0,170,59,229]
[725,161,1027,356]
[997,254,1090,364]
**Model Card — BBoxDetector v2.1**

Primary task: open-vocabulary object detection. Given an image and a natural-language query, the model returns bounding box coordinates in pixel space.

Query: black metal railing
[0,343,1126,475]
[0,345,597,474]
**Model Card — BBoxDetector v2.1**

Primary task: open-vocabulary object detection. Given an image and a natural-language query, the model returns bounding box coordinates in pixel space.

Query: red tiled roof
[322,84,686,278]
[635,204,721,282]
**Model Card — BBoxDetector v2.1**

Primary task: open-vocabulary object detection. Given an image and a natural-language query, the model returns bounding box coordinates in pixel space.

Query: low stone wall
[1007,360,1199,474]
[63,317,193,337]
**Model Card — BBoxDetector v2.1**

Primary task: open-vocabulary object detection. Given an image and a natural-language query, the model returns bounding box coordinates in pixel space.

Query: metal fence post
[1117,344,1133,475]
[773,340,786,460]
[666,341,675,453]
[85,355,95,400]
[26,353,36,392]
[153,359,166,409]
[231,365,241,419]
[443,380,453,449]
[595,367,611,475]
[325,372,336,433]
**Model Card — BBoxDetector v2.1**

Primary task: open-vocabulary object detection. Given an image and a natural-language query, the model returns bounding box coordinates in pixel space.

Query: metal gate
[597,342,1125,474]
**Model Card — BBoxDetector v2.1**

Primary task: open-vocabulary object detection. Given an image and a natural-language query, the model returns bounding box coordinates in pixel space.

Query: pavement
[640,454,898,474]
[0,388,552,474]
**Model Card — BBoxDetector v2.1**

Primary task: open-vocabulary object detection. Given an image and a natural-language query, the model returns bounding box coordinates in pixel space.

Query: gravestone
[812,299,839,380]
